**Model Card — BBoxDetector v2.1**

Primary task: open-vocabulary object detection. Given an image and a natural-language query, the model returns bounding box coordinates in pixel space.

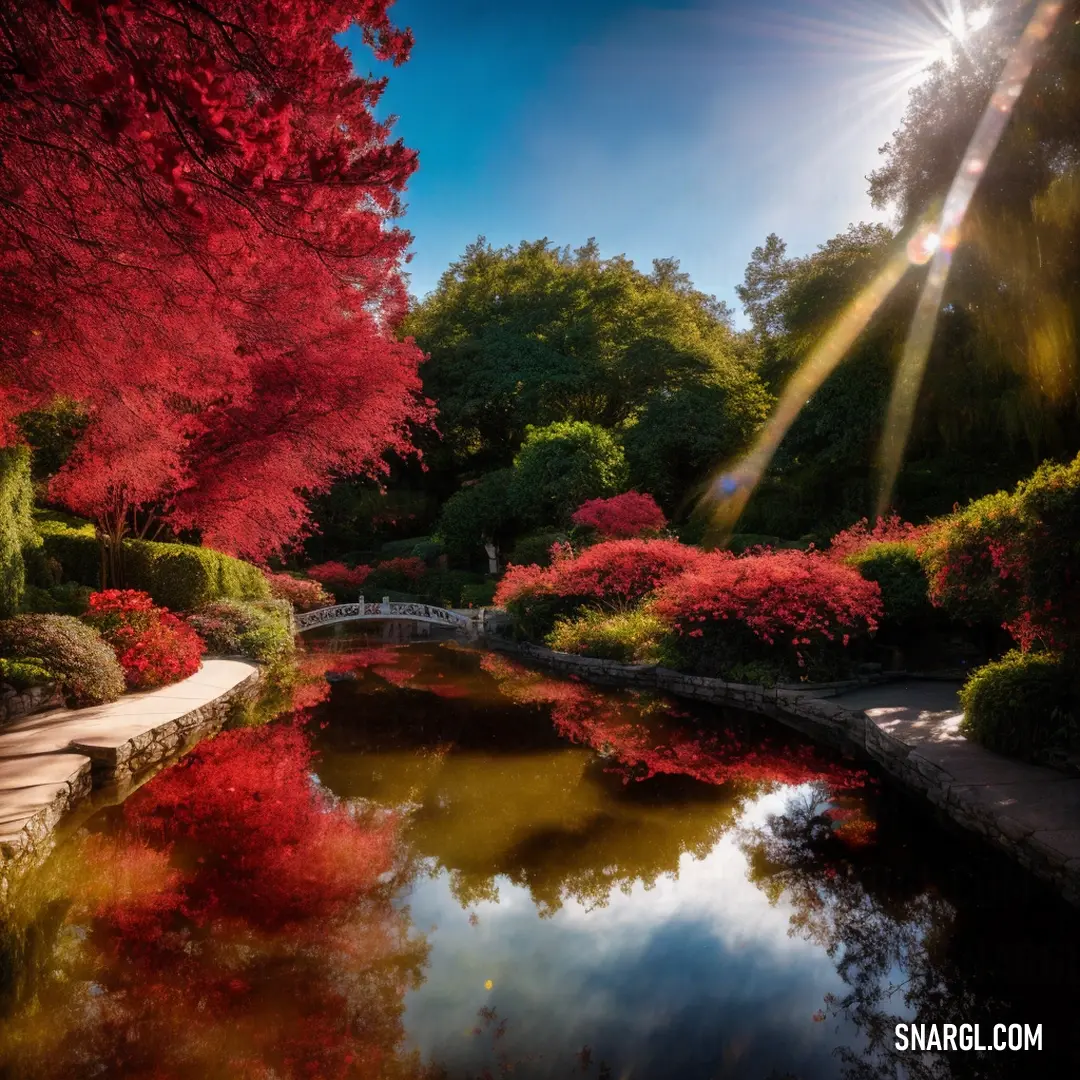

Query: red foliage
[480,653,871,795]
[125,723,395,929]
[1,0,429,561]
[497,539,705,610]
[827,514,927,561]
[85,589,204,688]
[264,571,333,612]
[307,561,371,591]
[654,550,882,668]
[572,492,667,538]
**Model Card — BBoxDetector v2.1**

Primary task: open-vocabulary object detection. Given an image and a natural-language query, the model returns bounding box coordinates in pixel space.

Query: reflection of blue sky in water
[398,789,900,1079]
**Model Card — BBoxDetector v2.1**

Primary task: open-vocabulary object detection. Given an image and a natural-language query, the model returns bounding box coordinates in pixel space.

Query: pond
[1,637,1079,1079]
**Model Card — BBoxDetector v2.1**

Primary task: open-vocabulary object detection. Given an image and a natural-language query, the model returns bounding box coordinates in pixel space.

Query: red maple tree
[1,0,428,562]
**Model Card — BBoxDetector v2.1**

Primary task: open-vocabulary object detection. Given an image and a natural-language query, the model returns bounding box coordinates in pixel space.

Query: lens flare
[702,0,1064,538]
[875,0,1065,517]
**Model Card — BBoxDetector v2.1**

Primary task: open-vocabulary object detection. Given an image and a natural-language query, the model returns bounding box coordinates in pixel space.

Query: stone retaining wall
[484,638,1080,907]
[0,684,63,728]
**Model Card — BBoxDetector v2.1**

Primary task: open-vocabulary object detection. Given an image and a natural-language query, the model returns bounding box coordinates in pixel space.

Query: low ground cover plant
[84,590,204,690]
[546,607,676,665]
[186,599,294,665]
[0,614,125,705]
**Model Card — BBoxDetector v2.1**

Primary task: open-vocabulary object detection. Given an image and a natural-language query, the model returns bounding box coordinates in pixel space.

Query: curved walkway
[0,659,259,886]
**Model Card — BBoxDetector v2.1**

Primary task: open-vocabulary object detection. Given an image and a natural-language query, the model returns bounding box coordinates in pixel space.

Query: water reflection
[1,638,1078,1079]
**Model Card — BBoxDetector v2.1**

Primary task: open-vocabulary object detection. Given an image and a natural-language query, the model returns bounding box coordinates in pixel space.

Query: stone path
[831,680,1080,904]
[0,659,258,876]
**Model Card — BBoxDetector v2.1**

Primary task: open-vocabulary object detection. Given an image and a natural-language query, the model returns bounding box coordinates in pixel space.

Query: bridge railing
[293,595,481,635]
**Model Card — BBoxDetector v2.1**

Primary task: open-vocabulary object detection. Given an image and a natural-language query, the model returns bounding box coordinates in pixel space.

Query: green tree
[404,237,754,475]
[0,446,38,617]
[509,421,628,526]
[434,469,517,561]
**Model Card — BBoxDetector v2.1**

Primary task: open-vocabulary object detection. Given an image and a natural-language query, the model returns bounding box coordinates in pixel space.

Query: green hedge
[35,510,100,588]
[960,651,1077,761]
[124,539,269,611]
[34,511,269,611]
[846,541,932,626]
[1,447,38,617]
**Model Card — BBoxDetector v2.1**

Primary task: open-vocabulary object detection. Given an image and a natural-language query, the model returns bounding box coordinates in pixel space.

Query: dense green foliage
[0,657,56,691]
[845,542,931,627]
[35,510,101,588]
[546,607,675,666]
[0,614,124,706]
[509,421,628,526]
[434,469,516,559]
[123,540,270,612]
[405,238,757,471]
[959,651,1077,763]
[0,447,37,618]
[508,529,567,568]
[21,583,93,616]
[921,453,1080,653]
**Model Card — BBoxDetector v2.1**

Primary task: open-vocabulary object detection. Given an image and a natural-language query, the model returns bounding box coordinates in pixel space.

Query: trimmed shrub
[653,549,883,680]
[21,582,93,616]
[34,509,100,587]
[571,492,666,539]
[123,540,270,612]
[414,569,484,608]
[845,541,932,626]
[0,614,124,706]
[410,538,445,563]
[367,556,427,593]
[379,536,432,560]
[84,590,205,690]
[459,580,497,608]
[264,572,332,612]
[186,599,294,665]
[919,455,1080,655]
[0,657,56,691]
[546,607,676,665]
[1,446,38,617]
[509,529,567,568]
[509,421,629,526]
[960,651,1077,761]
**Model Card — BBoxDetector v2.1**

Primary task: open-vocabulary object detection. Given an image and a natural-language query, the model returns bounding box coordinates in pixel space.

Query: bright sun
[919,4,996,81]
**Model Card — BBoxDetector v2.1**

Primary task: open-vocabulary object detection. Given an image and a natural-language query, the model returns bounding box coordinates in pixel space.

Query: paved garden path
[830,679,1080,897]
[0,659,258,860]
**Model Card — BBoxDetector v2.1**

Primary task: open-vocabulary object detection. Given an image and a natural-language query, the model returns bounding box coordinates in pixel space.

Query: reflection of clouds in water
[400,787,857,1079]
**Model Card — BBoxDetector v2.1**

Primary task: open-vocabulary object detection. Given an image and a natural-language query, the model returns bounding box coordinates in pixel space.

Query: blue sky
[345,1,959,325]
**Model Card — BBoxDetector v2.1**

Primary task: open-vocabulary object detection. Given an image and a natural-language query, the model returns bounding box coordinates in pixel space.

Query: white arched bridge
[293,596,490,638]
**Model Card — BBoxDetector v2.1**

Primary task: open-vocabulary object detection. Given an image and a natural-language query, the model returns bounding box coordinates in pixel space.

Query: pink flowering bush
[495,539,704,639]
[827,513,927,562]
[264,572,333,612]
[306,561,371,599]
[84,589,204,690]
[571,492,667,539]
[653,549,882,680]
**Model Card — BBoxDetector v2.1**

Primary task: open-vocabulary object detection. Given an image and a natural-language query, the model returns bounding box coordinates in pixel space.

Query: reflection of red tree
[8,725,436,1079]
[480,653,872,797]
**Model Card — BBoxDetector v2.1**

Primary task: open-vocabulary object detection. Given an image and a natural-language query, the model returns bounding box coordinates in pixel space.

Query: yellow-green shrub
[124,540,269,611]
[546,607,676,665]
[1,447,38,617]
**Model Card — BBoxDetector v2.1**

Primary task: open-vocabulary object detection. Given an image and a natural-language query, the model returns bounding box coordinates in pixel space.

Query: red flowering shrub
[264,571,333,612]
[306,560,371,598]
[85,589,204,689]
[368,555,427,592]
[572,492,667,539]
[496,539,704,639]
[920,455,1080,654]
[653,549,882,679]
[827,513,927,561]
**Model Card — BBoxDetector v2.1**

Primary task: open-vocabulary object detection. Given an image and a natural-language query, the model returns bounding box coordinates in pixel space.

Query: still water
[1,637,1078,1079]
